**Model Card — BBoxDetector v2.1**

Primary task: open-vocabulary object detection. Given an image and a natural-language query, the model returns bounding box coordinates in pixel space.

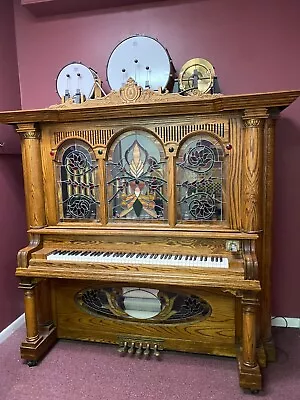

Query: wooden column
[17,123,46,229]
[97,148,108,224]
[261,117,276,359]
[242,295,258,367]
[19,281,40,343]
[166,144,177,227]
[238,292,262,391]
[242,111,267,233]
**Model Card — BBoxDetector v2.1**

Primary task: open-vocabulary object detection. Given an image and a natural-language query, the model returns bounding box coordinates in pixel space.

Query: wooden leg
[19,280,57,364]
[19,282,41,344]
[238,292,262,392]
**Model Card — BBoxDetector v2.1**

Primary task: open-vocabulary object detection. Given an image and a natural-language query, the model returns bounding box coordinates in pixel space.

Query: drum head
[56,62,97,99]
[107,35,172,91]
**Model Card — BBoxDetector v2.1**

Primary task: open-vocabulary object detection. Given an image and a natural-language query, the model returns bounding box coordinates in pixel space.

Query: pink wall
[12,0,300,316]
[0,156,27,332]
[0,0,21,154]
[0,0,26,332]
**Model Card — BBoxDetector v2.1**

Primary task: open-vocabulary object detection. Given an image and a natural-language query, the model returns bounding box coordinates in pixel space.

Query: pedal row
[118,341,162,359]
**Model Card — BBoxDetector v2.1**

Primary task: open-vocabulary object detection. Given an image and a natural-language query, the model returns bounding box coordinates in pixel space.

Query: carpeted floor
[0,326,299,400]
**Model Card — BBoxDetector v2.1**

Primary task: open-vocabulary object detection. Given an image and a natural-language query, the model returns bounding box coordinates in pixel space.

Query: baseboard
[0,314,25,344]
[271,316,300,329]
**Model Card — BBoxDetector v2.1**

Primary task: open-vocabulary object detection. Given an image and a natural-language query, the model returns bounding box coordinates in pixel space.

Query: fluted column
[17,123,46,228]
[242,111,267,233]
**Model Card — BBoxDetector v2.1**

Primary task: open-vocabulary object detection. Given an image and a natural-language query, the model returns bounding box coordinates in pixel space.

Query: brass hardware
[136,342,143,357]
[153,344,160,359]
[128,342,135,355]
[144,343,150,358]
[118,341,128,356]
[226,240,240,253]
[117,337,163,359]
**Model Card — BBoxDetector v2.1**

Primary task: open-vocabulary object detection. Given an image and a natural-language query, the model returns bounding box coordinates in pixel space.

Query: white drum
[107,35,174,91]
[56,62,98,100]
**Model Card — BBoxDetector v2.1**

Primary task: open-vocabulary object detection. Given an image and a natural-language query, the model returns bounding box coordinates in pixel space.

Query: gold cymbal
[179,58,215,93]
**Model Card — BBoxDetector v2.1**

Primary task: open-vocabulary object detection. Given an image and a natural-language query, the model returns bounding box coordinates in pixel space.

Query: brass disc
[179,58,215,93]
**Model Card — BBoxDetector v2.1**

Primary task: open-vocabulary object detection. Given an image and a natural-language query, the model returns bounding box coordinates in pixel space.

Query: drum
[106,35,174,91]
[56,62,99,101]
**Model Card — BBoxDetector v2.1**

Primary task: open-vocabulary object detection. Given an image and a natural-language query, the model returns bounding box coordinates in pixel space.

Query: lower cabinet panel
[51,279,237,357]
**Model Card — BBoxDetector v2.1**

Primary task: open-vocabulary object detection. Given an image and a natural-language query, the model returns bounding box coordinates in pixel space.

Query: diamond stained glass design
[177,134,225,221]
[106,131,167,220]
[56,140,99,220]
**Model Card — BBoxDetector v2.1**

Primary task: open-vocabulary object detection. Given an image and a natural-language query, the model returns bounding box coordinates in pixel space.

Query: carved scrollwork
[243,119,261,128]
[17,234,42,268]
[21,131,41,139]
[49,78,223,109]
[243,239,259,280]
[119,78,142,102]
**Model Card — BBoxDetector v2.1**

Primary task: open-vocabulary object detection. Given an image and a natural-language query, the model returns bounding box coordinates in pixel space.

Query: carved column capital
[243,118,262,128]
[16,123,41,140]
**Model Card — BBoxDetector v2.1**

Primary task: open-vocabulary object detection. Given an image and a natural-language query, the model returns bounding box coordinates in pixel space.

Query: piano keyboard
[47,250,229,268]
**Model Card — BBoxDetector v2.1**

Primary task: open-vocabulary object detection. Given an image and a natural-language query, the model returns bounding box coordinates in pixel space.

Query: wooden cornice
[0,81,299,126]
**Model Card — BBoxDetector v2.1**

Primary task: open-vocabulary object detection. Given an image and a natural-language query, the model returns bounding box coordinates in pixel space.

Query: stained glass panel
[56,140,99,220]
[75,286,212,323]
[176,134,225,221]
[106,131,167,220]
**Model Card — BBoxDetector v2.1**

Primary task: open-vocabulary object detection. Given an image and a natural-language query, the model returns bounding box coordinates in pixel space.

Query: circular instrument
[56,62,98,100]
[107,35,174,91]
[179,58,215,93]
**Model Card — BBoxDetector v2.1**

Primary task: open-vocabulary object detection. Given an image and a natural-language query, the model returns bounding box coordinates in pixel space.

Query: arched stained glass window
[176,133,225,222]
[56,140,99,220]
[106,130,167,221]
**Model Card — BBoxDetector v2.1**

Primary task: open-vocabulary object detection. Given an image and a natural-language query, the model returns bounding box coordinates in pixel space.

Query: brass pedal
[128,342,135,356]
[117,336,164,360]
[118,341,128,356]
[143,343,151,358]
[153,344,161,359]
[135,342,143,358]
